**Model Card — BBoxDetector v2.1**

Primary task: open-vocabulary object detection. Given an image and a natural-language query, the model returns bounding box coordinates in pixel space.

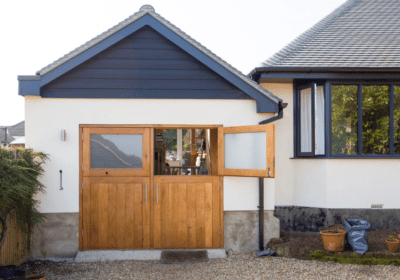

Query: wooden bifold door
[80,124,274,250]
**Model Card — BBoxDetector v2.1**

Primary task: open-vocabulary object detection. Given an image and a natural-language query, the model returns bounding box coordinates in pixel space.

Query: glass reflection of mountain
[90,135,142,169]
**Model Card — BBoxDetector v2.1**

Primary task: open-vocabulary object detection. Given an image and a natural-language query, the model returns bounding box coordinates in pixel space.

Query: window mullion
[357,84,362,155]
[390,84,394,155]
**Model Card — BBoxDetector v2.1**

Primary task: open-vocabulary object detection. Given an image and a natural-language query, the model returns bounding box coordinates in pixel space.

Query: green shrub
[0,147,48,250]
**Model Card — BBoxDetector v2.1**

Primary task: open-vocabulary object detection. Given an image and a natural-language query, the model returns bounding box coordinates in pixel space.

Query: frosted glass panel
[91,134,142,169]
[224,132,266,169]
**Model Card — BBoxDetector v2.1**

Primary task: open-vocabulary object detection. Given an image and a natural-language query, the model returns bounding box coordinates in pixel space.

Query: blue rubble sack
[344,219,370,255]
[257,248,276,257]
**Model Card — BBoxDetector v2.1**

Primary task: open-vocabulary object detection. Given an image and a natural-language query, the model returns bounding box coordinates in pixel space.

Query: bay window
[295,82,400,158]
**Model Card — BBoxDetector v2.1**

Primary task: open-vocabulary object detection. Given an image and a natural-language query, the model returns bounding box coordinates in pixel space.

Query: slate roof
[0,129,15,144]
[5,121,25,137]
[258,0,400,68]
[34,5,281,104]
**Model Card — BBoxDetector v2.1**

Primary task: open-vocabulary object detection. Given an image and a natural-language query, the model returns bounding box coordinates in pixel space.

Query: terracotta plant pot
[320,229,346,252]
[386,238,400,253]
[25,274,45,280]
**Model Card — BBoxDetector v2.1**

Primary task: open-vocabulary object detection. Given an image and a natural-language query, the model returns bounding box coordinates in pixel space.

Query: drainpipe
[257,102,287,251]
[258,177,265,251]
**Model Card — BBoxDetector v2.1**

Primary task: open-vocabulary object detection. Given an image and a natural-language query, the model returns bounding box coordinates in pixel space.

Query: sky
[0,0,347,126]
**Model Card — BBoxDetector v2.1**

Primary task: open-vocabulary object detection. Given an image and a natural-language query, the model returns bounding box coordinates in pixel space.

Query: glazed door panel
[82,127,150,177]
[218,123,275,178]
[153,176,223,249]
[82,177,151,250]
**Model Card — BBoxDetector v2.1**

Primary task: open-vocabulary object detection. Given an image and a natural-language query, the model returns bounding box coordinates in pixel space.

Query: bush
[0,147,48,250]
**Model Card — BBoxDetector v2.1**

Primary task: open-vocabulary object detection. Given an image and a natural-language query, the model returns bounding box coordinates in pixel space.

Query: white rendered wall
[260,83,294,207]
[326,159,400,209]
[261,82,400,210]
[25,97,275,213]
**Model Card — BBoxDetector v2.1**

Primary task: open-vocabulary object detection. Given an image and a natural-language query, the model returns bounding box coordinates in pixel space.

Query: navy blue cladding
[46,79,239,90]
[97,49,193,60]
[42,26,250,100]
[59,69,220,80]
[82,59,205,70]
[42,89,250,99]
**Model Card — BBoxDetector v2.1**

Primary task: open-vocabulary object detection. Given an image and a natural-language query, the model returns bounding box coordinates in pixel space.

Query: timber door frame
[79,124,223,250]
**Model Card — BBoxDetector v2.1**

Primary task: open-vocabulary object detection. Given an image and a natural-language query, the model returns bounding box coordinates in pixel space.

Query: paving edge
[75,249,226,262]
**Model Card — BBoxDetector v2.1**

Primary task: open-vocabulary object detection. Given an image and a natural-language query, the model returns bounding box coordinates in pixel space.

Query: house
[0,121,25,148]
[18,5,282,258]
[0,129,15,148]
[250,0,400,231]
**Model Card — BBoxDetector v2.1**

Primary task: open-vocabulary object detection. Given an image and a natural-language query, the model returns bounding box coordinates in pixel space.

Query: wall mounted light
[61,130,66,141]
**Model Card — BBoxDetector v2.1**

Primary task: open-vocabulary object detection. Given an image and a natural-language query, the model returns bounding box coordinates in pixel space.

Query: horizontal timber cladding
[41,26,250,100]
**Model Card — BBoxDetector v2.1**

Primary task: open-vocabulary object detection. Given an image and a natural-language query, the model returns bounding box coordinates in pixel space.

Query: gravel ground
[20,254,400,280]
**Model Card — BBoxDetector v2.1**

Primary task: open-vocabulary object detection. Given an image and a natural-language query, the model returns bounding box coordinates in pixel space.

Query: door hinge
[82,133,83,140]
[82,229,83,237]
[82,182,83,190]
[219,182,221,189]
[82,164,83,171]
[273,157,275,167]
[219,228,222,235]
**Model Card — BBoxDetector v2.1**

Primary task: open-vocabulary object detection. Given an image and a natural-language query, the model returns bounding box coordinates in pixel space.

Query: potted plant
[386,235,399,253]
[320,224,347,252]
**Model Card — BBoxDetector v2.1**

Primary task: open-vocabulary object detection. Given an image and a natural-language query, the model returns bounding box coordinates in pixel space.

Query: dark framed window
[296,83,325,157]
[295,81,400,158]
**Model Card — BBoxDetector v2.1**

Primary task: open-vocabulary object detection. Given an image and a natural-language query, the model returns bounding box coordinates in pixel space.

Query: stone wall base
[275,206,400,232]
[32,213,79,258]
[223,210,280,254]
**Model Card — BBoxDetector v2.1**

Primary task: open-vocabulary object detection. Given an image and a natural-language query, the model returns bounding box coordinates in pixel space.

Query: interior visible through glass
[154,129,213,175]
[90,134,142,169]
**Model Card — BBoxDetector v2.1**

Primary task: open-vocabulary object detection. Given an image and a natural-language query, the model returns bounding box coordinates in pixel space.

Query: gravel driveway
[22,254,400,280]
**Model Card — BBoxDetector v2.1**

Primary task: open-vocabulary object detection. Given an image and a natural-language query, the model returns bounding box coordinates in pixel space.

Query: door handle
[145,183,147,203]
[156,183,158,203]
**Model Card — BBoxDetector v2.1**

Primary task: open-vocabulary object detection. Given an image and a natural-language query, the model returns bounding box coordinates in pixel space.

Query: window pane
[362,85,389,155]
[91,134,142,169]
[315,86,325,155]
[331,85,358,155]
[224,132,266,169]
[394,86,400,154]
[300,88,312,153]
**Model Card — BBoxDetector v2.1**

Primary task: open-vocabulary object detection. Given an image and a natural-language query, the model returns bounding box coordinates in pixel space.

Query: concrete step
[75,249,226,262]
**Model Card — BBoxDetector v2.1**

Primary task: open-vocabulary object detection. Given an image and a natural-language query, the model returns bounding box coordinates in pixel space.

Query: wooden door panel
[82,177,150,250]
[153,176,223,249]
